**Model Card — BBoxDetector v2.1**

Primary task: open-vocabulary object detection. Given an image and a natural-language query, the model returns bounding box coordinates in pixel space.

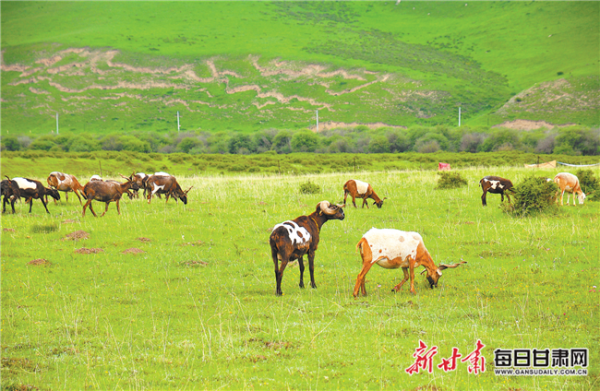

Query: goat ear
[383,197,388,200]
[439,261,467,270]
[420,269,427,275]
[184,186,194,194]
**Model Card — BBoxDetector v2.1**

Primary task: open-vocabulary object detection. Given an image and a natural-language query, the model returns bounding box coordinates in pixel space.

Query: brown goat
[343,179,386,208]
[47,172,85,204]
[354,228,466,297]
[479,176,515,206]
[1,178,18,213]
[145,174,192,204]
[82,174,139,217]
[269,201,345,296]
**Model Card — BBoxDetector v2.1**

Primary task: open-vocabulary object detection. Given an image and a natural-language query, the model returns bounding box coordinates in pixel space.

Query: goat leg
[101,202,110,217]
[298,257,305,288]
[392,268,410,293]
[353,261,374,297]
[308,251,317,289]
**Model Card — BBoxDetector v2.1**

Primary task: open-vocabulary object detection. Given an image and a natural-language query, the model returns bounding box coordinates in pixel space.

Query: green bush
[576,169,600,201]
[502,176,559,217]
[299,180,321,194]
[435,171,467,189]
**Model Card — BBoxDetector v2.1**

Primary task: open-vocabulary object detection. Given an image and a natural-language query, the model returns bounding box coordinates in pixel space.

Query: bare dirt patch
[28,259,51,266]
[122,248,145,254]
[61,219,78,224]
[136,237,151,243]
[3,228,16,232]
[62,230,89,241]
[493,119,575,130]
[74,248,104,254]
[310,121,406,132]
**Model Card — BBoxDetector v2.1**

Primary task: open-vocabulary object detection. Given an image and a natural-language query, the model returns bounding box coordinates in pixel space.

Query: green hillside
[1,1,598,135]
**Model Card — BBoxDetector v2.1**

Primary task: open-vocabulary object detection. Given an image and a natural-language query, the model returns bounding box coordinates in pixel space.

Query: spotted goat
[354,228,466,297]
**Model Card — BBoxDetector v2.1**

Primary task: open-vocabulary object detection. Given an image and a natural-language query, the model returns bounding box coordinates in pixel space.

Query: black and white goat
[5,176,60,214]
[479,176,515,206]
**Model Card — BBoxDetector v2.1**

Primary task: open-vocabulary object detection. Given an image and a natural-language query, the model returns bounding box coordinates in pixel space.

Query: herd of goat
[1,171,587,296]
[1,172,192,216]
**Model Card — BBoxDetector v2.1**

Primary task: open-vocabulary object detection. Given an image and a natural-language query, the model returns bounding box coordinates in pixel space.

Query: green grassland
[1,162,598,389]
[1,1,598,135]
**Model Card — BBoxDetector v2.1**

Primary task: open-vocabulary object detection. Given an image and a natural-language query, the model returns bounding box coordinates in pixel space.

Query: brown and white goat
[270,201,345,296]
[343,180,386,208]
[479,176,515,206]
[5,176,60,214]
[354,228,466,297]
[129,173,149,199]
[82,174,139,217]
[47,172,85,204]
[554,172,586,206]
[145,174,192,204]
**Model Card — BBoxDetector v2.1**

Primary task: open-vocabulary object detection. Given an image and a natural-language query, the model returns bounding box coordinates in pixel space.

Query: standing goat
[47,172,85,204]
[270,201,345,296]
[82,174,139,217]
[5,176,60,214]
[343,180,386,208]
[354,228,466,297]
[1,178,18,213]
[554,172,586,206]
[479,176,515,206]
[145,174,192,204]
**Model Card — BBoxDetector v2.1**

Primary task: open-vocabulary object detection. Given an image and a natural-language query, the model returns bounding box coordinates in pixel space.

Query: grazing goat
[82,174,139,217]
[47,172,85,204]
[270,201,345,296]
[145,174,192,204]
[343,180,386,208]
[479,176,515,206]
[6,176,60,214]
[354,228,466,297]
[554,172,586,206]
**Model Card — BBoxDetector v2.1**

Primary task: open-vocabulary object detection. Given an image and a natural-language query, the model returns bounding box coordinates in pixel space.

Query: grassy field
[1,1,598,133]
[1,165,598,390]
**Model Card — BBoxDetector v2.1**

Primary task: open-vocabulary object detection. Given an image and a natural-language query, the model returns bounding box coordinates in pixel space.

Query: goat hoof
[299,283,304,288]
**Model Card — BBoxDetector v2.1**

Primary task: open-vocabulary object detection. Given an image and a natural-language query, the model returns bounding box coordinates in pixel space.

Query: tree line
[2,125,598,156]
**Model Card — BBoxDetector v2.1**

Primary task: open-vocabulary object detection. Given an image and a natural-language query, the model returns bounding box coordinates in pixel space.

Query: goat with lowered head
[82,174,139,217]
[270,201,345,296]
[354,228,466,297]
[145,174,192,204]
[554,172,586,206]
[343,180,386,208]
[4,176,60,214]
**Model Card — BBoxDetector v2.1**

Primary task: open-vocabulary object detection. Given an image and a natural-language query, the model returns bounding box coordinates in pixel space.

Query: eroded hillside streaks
[1,47,429,127]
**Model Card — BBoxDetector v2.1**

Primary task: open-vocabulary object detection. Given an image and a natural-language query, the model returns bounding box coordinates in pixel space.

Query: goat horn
[184,186,194,194]
[438,261,467,270]
[119,173,130,180]
[5,175,11,180]
[318,201,338,215]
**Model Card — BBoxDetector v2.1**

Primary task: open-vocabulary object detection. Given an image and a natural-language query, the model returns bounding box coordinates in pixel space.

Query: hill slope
[1,1,598,135]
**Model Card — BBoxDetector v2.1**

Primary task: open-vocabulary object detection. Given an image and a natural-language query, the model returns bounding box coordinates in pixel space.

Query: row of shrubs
[2,124,598,156]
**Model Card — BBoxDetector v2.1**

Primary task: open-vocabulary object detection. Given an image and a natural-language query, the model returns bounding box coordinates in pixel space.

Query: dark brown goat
[269,201,345,296]
[5,176,60,214]
[47,172,85,204]
[479,176,515,206]
[82,174,138,217]
[1,179,18,213]
[145,174,192,204]
[343,179,386,208]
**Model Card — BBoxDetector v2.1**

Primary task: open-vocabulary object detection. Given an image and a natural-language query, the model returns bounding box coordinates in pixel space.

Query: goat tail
[356,237,367,257]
